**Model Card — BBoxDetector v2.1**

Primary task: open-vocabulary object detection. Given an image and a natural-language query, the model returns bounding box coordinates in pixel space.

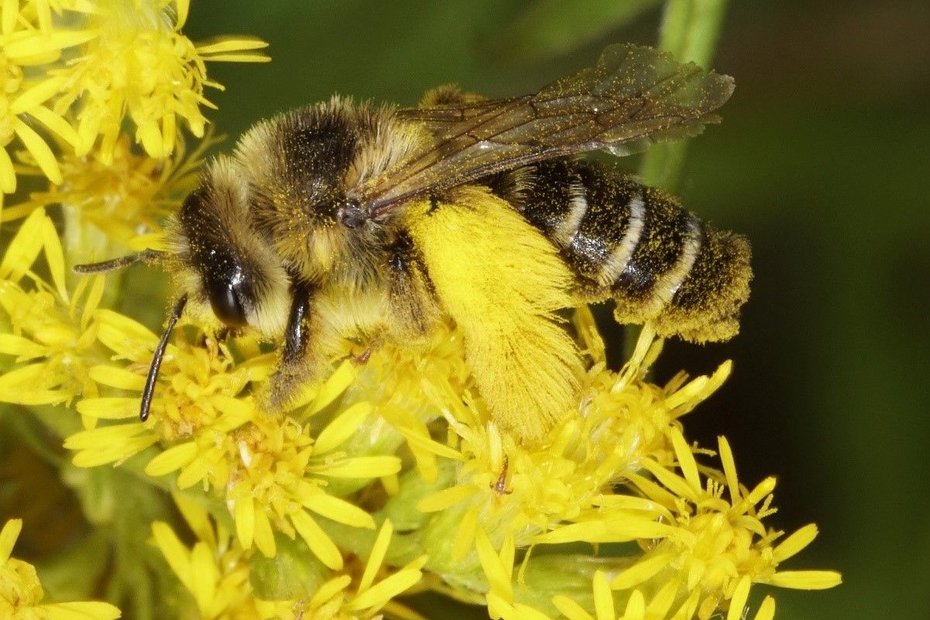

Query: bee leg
[265,280,316,411]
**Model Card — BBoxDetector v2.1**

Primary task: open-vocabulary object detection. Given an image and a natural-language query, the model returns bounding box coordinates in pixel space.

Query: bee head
[169,156,291,337]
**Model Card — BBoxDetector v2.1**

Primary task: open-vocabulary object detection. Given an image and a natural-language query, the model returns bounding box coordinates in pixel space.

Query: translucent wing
[353,44,734,217]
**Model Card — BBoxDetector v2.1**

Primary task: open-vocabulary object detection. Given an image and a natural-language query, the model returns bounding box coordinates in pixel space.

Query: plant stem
[640,0,729,191]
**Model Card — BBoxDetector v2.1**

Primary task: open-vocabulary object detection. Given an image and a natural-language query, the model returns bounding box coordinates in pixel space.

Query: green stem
[639,0,730,191]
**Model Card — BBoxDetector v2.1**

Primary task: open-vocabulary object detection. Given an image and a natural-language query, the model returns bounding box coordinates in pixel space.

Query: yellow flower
[152,494,292,619]
[0,0,267,198]
[0,518,122,619]
[299,519,429,620]
[0,208,105,407]
[0,3,80,192]
[604,432,842,619]
[394,317,840,617]
[3,131,215,250]
[66,307,399,567]
[45,0,269,163]
[153,495,427,620]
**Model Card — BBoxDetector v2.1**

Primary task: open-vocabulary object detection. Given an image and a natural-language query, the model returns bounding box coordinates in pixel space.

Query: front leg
[265,279,316,411]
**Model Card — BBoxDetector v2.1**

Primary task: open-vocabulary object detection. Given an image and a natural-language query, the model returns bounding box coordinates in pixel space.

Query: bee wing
[358,44,734,216]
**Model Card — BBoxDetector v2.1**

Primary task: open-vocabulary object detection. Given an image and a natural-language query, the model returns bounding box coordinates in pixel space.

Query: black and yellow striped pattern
[490,159,751,342]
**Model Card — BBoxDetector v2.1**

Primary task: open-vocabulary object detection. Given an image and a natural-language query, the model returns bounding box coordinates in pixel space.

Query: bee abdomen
[496,160,750,342]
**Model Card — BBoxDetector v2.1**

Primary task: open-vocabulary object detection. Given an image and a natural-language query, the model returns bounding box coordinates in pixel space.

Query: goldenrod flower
[0,3,80,192]
[0,208,103,406]
[66,309,399,567]
[0,0,267,199]
[3,132,213,249]
[16,0,268,164]
[0,519,121,619]
[153,494,427,619]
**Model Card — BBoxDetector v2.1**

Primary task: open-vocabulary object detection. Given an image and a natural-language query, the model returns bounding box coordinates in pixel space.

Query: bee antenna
[140,294,188,422]
[74,249,166,274]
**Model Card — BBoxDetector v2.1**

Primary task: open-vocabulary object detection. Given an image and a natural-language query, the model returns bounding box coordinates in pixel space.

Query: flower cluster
[0,2,840,618]
[1,519,120,619]
[0,0,267,199]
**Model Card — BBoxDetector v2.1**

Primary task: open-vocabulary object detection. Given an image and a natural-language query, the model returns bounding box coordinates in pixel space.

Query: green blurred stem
[640,0,729,191]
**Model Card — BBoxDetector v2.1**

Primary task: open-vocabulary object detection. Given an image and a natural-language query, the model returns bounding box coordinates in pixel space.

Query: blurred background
[183,0,926,617]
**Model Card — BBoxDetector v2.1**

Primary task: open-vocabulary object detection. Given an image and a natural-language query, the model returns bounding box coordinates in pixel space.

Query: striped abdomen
[490,159,751,342]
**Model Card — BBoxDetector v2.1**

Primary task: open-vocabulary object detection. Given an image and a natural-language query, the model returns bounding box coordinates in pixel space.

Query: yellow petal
[195,37,269,54]
[28,105,79,147]
[2,0,16,35]
[4,29,99,58]
[88,366,145,391]
[551,596,591,620]
[175,0,190,27]
[307,360,356,414]
[307,575,351,610]
[14,118,61,184]
[726,576,751,620]
[303,492,374,529]
[253,508,276,558]
[669,427,701,494]
[767,570,842,590]
[152,521,192,586]
[315,456,401,479]
[0,363,66,405]
[75,397,140,420]
[36,601,122,620]
[771,524,818,565]
[199,52,271,63]
[190,542,218,613]
[0,334,46,358]
[348,563,425,613]
[145,442,198,477]
[291,509,342,569]
[10,76,66,115]
[752,596,776,620]
[592,571,615,620]
[358,520,392,593]
[41,214,68,301]
[620,589,644,620]
[313,401,373,454]
[533,517,673,545]
[0,518,23,561]
[0,207,45,281]
[611,553,675,589]
[137,120,165,159]
[0,144,16,192]
[234,497,256,549]
[416,485,473,513]
[475,529,512,600]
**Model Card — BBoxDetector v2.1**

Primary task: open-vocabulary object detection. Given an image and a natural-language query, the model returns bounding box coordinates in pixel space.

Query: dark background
[185,1,930,617]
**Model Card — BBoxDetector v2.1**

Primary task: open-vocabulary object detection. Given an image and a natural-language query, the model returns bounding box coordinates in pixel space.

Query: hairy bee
[78,44,750,441]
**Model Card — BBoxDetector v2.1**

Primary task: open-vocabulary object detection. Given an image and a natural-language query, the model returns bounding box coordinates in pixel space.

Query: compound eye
[207,278,249,328]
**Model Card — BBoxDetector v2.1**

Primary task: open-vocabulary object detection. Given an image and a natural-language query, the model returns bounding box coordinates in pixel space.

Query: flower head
[48,0,269,162]
[0,518,122,619]
[0,0,268,199]
[153,495,427,620]
[0,208,105,407]
[0,3,80,192]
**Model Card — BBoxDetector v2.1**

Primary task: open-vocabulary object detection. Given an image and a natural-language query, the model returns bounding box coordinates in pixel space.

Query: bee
[77,44,750,441]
